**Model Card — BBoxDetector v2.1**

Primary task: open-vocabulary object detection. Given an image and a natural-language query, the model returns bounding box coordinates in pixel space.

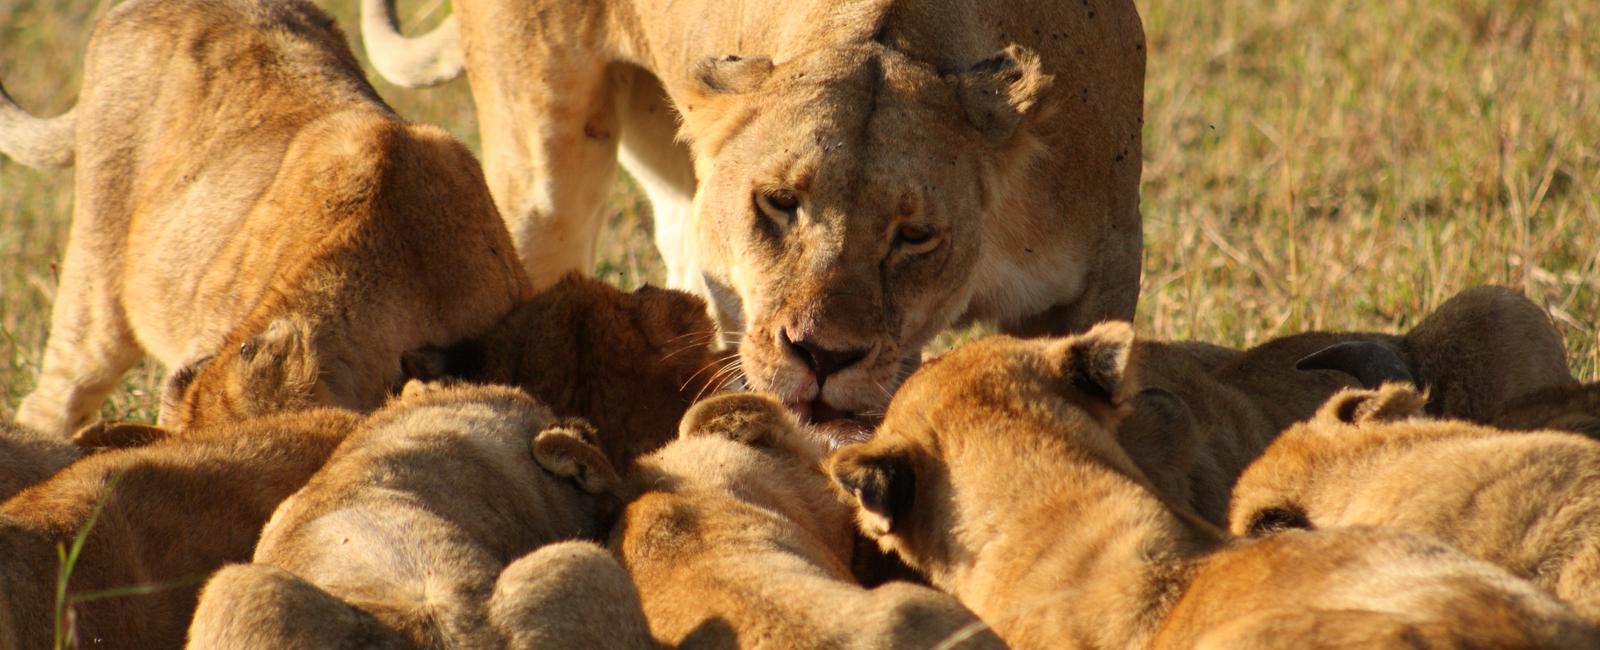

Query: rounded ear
[950,44,1052,146]
[1317,384,1428,425]
[1051,320,1139,407]
[678,393,796,446]
[634,284,715,352]
[692,54,775,96]
[1296,341,1415,389]
[534,420,620,495]
[159,355,211,421]
[826,444,915,539]
[72,421,171,451]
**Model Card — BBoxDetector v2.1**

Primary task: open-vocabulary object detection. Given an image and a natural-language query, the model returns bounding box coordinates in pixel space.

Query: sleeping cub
[1230,384,1600,621]
[187,382,652,649]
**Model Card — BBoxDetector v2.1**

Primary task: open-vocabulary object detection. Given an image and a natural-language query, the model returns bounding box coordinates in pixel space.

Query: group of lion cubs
[3,0,1600,648]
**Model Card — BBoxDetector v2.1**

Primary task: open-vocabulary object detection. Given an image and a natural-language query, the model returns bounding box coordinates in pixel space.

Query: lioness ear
[534,420,620,495]
[1318,384,1427,425]
[692,54,775,96]
[952,44,1052,146]
[1296,341,1415,389]
[1052,320,1138,407]
[72,421,171,452]
[827,445,915,539]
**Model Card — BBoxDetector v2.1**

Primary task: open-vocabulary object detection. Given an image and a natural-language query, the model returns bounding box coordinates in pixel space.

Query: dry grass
[1,0,1594,425]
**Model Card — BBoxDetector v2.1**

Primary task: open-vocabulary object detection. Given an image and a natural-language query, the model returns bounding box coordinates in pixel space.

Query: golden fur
[363,0,1147,419]
[827,325,1598,649]
[612,392,1002,649]
[1229,384,1600,621]
[0,408,358,650]
[191,382,650,649]
[412,274,724,469]
[1083,285,1573,524]
[7,0,528,436]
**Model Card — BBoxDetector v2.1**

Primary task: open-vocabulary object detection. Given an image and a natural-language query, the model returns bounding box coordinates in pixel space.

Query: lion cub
[828,325,1597,649]
[1230,384,1600,621]
[8,0,528,436]
[1078,285,1573,523]
[0,408,358,650]
[0,420,77,501]
[611,392,1003,649]
[188,382,653,649]
[408,274,724,469]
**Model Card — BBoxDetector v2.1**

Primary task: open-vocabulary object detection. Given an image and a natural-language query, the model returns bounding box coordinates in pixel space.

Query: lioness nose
[780,328,869,382]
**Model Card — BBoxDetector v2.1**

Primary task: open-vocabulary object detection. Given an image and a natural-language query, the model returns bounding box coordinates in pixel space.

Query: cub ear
[634,284,715,352]
[951,44,1052,147]
[692,54,775,96]
[1296,341,1415,389]
[533,419,620,495]
[1243,504,1313,537]
[1317,384,1428,425]
[158,355,211,423]
[679,393,796,446]
[72,421,171,452]
[1051,320,1139,407]
[827,445,915,539]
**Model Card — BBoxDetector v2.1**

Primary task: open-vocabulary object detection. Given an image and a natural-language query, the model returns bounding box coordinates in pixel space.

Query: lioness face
[681,46,1048,425]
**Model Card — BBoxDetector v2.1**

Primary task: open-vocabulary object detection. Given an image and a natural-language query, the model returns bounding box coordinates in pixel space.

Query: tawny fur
[189,383,651,649]
[612,392,1002,649]
[827,325,1598,649]
[364,0,1147,419]
[0,420,78,502]
[1104,285,1573,523]
[0,408,358,650]
[8,0,529,436]
[418,274,724,469]
[1230,384,1600,622]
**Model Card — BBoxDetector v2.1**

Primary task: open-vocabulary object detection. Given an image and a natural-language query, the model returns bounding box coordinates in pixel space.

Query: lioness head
[677,42,1052,422]
[163,315,329,430]
[826,323,1149,578]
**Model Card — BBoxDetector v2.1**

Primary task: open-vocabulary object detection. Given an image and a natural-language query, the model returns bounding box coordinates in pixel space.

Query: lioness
[612,392,1002,649]
[3,0,529,436]
[1229,384,1600,621]
[408,274,724,469]
[362,0,1147,421]
[826,326,1598,649]
[0,408,358,650]
[200,382,649,649]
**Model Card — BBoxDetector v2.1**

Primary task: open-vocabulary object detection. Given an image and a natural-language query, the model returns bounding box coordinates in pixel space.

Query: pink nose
[780,328,869,385]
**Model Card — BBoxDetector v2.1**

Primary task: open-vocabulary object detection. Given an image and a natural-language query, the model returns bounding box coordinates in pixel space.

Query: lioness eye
[894,223,936,247]
[754,189,801,234]
[765,190,799,212]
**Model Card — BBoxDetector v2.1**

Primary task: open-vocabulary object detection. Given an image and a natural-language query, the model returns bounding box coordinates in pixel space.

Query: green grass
[2,0,1595,424]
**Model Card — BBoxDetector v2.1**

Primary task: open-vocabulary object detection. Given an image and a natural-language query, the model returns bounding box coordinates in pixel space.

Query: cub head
[825,322,1148,580]
[677,42,1053,422]
[406,275,721,469]
[164,315,329,430]
[1227,384,1428,539]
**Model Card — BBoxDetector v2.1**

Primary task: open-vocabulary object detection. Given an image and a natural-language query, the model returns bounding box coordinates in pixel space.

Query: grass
[1,0,1595,425]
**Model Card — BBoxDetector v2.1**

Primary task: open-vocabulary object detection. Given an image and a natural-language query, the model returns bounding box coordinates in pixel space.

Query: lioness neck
[943,453,1220,649]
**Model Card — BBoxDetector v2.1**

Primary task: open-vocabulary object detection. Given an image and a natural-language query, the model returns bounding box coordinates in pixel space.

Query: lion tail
[361,0,465,89]
[0,77,74,169]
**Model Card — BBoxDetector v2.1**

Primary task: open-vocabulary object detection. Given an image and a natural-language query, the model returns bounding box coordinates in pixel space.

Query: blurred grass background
[1,0,1595,425]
